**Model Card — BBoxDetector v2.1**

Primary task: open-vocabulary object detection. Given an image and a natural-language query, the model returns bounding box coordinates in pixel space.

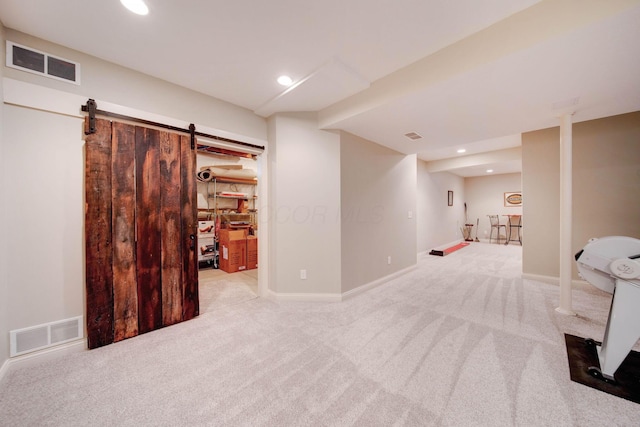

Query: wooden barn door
[85,117,199,349]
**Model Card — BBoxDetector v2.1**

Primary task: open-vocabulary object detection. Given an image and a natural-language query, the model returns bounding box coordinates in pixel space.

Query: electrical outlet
[408,210,413,219]
[300,269,307,280]
[387,256,391,265]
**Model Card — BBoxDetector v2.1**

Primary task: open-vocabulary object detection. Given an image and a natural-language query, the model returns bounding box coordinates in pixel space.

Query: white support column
[556,113,575,315]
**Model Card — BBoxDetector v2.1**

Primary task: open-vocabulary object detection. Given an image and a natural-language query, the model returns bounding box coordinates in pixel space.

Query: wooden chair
[488,215,506,244]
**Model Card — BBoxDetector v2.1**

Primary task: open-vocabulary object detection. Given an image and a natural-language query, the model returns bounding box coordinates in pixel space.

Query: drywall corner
[522,111,640,280]
[522,126,560,279]
[340,132,417,293]
[268,113,342,295]
[416,159,465,251]
[0,20,10,369]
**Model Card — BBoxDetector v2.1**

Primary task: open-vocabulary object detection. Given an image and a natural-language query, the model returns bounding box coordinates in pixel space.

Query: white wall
[340,132,416,293]
[417,160,466,252]
[0,28,268,365]
[464,173,522,242]
[268,113,342,295]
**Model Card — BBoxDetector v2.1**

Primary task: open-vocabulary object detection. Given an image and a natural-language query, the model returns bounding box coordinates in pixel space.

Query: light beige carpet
[1,243,639,426]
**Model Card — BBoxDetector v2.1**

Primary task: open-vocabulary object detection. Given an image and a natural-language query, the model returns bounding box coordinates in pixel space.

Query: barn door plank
[112,122,139,341]
[85,117,114,349]
[159,132,183,325]
[87,119,199,348]
[135,127,163,333]
[181,134,199,320]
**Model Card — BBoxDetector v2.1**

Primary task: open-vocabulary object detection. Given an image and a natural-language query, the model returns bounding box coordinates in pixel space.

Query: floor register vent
[6,41,80,85]
[10,316,83,357]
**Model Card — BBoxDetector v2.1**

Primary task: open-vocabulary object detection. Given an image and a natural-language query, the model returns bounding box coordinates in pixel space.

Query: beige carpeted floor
[1,243,639,426]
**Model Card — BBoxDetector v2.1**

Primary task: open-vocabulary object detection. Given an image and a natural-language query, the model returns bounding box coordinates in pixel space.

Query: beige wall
[522,127,560,277]
[416,161,465,252]
[464,173,522,242]
[266,121,418,296]
[3,105,85,330]
[3,23,638,371]
[522,111,640,280]
[268,113,342,295]
[0,21,9,369]
[573,112,640,242]
[0,28,268,365]
[340,132,417,292]
[4,29,266,142]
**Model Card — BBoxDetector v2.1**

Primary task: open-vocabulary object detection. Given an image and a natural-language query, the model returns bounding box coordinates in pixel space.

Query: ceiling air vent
[6,41,80,85]
[404,132,423,141]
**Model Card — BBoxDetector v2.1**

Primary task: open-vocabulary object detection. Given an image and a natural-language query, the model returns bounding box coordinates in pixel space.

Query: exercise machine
[575,236,640,382]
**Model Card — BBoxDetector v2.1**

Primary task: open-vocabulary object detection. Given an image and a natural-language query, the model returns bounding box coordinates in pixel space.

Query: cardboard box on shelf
[247,235,258,270]
[219,229,247,273]
[237,199,249,213]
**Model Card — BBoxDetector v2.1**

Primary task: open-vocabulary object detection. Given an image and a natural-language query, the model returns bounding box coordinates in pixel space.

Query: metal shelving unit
[197,177,257,269]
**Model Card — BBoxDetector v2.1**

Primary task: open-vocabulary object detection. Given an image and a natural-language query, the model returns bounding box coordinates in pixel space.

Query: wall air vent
[6,41,80,85]
[404,132,423,141]
[10,316,83,357]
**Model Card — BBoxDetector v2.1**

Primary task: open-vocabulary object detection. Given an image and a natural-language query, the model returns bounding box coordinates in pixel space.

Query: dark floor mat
[565,334,640,404]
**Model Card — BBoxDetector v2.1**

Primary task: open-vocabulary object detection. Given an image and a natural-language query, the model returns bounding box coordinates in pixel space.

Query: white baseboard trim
[522,273,591,290]
[267,290,342,303]
[342,265,417,301]
[0,339,86,385]
[522,273,559,285]
[268,264,417,303]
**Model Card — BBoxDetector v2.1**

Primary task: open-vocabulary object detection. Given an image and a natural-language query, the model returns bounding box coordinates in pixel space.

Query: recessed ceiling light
[457,149,466,154]
[486,169,494,173]
[277,75,293,86]
[120,0,149,15]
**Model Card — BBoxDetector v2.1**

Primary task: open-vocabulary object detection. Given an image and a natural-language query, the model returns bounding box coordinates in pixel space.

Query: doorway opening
[83,99,268,347]
[195,145,261,312]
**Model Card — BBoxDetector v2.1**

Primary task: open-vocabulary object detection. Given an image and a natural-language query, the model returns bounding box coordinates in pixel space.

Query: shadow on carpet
[565,334,640,405]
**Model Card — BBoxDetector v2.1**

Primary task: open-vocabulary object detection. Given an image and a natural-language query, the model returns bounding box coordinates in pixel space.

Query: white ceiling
[1,0,639,177]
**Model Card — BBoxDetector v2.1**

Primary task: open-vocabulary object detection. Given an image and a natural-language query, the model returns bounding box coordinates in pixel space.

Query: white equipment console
[575,236,640,381]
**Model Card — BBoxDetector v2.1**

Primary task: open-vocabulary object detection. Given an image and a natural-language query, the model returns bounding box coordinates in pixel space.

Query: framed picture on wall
[504,192,522,207]
[448,190,453,206]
